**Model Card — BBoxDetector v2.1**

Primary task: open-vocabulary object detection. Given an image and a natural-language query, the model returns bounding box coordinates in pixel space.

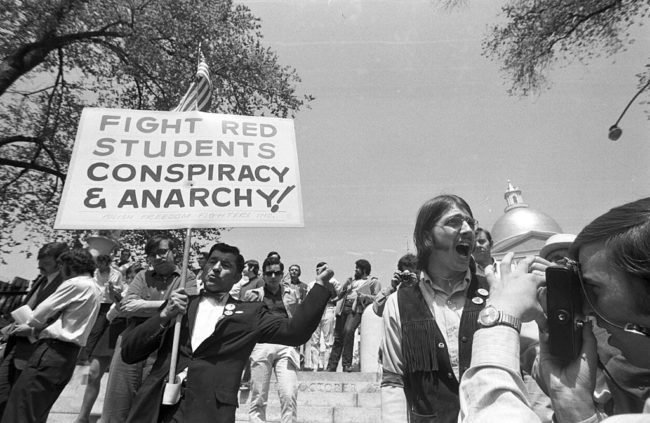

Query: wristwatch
[477,305,522,333]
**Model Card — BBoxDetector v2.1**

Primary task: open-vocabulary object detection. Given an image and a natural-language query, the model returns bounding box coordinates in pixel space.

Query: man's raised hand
[314,265,334,286]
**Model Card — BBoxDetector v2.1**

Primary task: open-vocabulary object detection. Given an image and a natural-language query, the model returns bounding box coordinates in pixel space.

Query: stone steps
[48,366,381,423]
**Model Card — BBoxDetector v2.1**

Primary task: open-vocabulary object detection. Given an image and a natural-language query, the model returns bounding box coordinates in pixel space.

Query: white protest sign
[55,108,304,229]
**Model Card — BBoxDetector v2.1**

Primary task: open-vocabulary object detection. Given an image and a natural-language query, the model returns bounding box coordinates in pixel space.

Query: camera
[391,270,417,289]
[546,263,584,361]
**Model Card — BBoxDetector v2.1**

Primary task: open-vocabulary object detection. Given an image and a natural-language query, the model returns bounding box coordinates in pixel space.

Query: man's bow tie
[200,290,227,302]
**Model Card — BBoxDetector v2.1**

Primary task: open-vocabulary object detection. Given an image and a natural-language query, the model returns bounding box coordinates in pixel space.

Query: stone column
[359,306,383,373]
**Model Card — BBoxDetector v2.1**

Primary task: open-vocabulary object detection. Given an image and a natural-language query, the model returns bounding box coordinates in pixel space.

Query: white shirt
[93,267,124,303]
[191,294,228,351]
[28,275,101,347]
[419,270,471,379]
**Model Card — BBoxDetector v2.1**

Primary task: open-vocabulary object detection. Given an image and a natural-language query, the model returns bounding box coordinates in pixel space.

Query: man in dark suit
[0,241,69,416]
[121,242,334,423]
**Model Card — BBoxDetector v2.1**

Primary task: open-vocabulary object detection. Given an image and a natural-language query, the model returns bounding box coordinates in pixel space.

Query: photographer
[372,253,418,317]
[459,197,650,422]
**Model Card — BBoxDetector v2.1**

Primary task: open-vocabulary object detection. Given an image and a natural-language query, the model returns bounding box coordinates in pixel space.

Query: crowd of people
[0,194,649,423]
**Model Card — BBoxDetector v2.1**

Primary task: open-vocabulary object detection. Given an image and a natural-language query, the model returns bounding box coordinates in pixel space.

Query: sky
[3,0,650,284]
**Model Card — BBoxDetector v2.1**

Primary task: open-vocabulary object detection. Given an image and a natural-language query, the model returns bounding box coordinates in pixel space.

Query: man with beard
[120,242,334,423]
[327,259,379,372]
[101,235,197,423]
[0,241,69,417]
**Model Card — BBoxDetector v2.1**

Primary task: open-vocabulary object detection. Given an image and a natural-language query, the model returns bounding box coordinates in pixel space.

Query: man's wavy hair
[208,243,245,273]
[57,249,97,276]
[569,197,650,314]
[413,194,474,271]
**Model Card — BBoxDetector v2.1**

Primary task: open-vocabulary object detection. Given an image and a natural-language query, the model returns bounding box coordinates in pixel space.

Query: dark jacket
[3,272,65,360]
[121,283,330,423]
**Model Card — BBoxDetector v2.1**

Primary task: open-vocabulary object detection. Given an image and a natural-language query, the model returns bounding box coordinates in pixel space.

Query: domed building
[491,181,563,260]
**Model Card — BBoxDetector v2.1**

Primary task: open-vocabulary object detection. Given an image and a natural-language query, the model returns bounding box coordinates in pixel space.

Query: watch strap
[497,312,522,333]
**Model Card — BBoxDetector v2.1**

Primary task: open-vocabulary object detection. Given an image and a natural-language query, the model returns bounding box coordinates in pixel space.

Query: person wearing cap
[538,232,650,417]
[539,233,577,263]
[459,197,650,422]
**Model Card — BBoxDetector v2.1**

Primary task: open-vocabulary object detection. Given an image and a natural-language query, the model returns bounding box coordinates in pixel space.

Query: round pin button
[224,310,234,316]
[477,288,489,297]
[225,304,235,310]
[472,297,484,305]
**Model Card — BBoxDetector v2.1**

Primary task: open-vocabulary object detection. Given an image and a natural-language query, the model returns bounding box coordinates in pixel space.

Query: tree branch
[0,136,64,177]
[0,25,129,96]
[0,158,66,181]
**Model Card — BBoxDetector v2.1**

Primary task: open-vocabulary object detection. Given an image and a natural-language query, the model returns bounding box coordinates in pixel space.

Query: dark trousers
[0,336,38,418]
[159,397,236,423]
[327,305,362,370]
[0,349,22,419]
[1,339,80,423]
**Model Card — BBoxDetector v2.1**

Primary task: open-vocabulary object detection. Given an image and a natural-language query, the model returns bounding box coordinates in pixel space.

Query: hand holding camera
[390,270,417,290]
[537,319,599,422]
[484,252,547,324]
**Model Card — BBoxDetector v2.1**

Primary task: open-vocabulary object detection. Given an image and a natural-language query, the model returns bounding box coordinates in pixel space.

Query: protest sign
[54,108,304,229]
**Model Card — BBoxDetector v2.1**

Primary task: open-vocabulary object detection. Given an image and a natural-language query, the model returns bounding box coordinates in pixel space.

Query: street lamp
[608,78,650,141]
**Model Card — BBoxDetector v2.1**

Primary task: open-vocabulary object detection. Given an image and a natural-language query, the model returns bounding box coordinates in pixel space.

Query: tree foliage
[0,0,313,262]
[482,0,650,95]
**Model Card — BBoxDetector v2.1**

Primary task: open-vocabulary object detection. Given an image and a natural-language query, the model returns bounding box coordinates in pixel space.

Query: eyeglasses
[571,259,650,338]
[264,271,282,277]
[150,248,170,257]
[437,215,478,231]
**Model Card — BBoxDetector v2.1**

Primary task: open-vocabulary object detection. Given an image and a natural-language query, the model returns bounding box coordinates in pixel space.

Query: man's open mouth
[455,244,471,257]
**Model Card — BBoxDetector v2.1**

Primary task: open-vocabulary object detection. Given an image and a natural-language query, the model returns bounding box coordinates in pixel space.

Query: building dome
[490,181,563,249]
[491,206,562,244]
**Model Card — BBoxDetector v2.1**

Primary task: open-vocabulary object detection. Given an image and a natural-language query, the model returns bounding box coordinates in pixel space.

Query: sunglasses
[264,271,282,277]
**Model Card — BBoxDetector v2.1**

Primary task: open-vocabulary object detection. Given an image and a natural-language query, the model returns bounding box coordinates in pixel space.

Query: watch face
[479,306,499,326]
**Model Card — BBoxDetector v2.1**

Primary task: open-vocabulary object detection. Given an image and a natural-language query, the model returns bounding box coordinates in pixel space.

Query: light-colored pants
[306,305,336,370]
[249,343,299,423]
[100,335,155,423]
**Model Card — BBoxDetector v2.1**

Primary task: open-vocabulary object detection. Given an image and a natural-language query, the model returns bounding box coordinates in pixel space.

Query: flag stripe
[174,56,212,112]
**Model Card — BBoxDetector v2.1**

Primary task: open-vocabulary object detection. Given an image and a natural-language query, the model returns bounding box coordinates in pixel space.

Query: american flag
[174,50,212,112]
